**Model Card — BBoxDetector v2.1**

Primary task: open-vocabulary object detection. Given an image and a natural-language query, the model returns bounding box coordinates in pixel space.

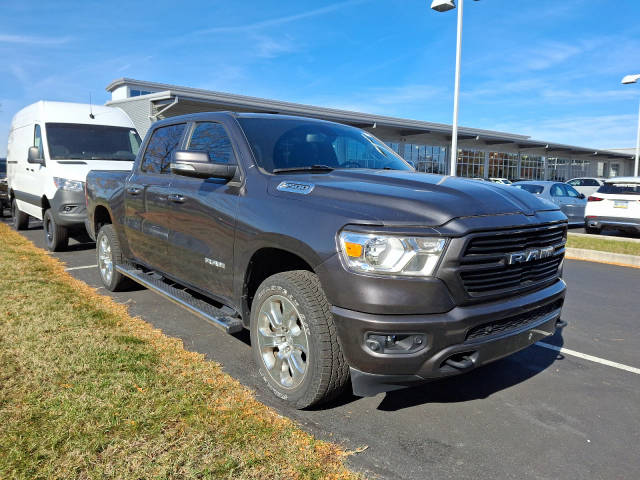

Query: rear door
[124,122,186,270]
[167,120,240,300]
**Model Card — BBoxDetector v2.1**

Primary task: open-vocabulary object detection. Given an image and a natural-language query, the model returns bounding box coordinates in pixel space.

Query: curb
[565,247,640,269]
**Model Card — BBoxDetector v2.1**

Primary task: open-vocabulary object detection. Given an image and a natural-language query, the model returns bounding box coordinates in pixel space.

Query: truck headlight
[339,231,448,276]
[53,177,84,192]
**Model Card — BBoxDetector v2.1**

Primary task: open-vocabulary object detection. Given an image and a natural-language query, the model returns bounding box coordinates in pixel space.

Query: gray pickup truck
[86,112,568,408]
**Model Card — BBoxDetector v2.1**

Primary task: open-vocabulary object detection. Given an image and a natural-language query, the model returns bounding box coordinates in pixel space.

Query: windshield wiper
[272,164,335,174]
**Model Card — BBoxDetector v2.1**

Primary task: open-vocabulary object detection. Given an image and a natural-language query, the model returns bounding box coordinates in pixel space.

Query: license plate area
[614,200,628,209]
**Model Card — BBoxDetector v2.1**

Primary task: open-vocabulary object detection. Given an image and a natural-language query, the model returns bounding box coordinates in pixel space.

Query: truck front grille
[459,223,567,297]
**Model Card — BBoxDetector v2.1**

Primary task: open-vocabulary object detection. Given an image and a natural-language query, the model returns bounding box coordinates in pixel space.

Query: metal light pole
[622,74,640,177]
[431,0,478,176]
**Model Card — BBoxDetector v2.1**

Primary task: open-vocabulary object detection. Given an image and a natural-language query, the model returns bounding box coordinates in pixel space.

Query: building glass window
[487,152,518,180]
[456,149,485,178]
[130,89,153,97]
[546,157,570,182]
[520,155,544,180]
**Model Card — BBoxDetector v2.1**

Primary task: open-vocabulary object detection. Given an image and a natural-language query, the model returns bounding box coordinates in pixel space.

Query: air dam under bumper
[50,188,87,227]
[586,216,640,233]
[333,279,566,397]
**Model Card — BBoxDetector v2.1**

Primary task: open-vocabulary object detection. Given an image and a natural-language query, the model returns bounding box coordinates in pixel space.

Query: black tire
[11,198,29,230]
[96,224,132,291]
[585,226,601,235]
[43,209,69,251]
[250,270,349,409]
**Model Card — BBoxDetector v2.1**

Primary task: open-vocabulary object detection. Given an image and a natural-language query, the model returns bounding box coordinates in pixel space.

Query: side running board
[115,265,243,334]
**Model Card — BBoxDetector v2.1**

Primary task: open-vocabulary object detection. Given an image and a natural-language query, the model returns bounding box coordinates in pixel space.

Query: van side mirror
[28,146,43,165]
[170,150,237,180]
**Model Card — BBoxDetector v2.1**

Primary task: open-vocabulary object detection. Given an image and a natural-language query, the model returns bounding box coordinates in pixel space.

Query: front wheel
[43,209,69,251]
[96,224,132,291]
[11,198,29,230]
[585,225,601,235]
[250,270,349,409]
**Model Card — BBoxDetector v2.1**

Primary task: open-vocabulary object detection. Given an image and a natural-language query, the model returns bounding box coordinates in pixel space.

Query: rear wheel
[585,225,601,235]
[250,270,349,409]
[43,209,69,251]
[11,198,29,230]
[96,224,131,291]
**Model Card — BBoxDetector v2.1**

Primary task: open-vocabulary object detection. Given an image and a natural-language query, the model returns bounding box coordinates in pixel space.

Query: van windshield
[236,117,412,173]
[46,123,142,161]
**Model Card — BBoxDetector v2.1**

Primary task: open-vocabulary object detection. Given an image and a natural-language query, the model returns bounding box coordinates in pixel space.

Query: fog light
[364,333,426,354]
[62,205,77,213]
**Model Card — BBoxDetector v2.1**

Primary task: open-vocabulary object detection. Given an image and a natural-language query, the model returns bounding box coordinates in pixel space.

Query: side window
[140,123,185,173]
[550,184,565,197]
[567,179,581,186]
[584,179,599,186]
[34,124,43,158]
[187,122,234,163]
[565,185,580,197]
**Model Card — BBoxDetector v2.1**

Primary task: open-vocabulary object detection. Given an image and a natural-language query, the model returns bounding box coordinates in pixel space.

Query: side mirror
[170,150,237,180]
[577,193,586,199]
[28,146,43,164]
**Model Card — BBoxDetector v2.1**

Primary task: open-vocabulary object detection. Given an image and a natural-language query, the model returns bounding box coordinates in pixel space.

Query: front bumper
[586,216,640,233]
[333,279,566,396]
[50,188,87,227]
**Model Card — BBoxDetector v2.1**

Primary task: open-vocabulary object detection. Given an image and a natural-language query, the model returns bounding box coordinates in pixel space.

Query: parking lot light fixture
[621,73,640,177]
[430,0,480,176]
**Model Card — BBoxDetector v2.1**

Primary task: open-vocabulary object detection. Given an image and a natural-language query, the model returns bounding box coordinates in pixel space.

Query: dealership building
[106,78,636,181]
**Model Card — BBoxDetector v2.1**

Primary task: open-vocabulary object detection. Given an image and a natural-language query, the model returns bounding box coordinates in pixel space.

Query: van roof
[10,101,135,130]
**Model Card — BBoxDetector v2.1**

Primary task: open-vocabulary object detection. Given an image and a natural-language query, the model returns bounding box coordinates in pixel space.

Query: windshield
[0,159,6,176]
[514,184,544,194]
[598,182,640,195]
[236,117,412,173]
[46,123,141,161]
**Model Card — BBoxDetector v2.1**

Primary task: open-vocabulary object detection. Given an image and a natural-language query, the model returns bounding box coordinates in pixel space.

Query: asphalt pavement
[3,217,639,480]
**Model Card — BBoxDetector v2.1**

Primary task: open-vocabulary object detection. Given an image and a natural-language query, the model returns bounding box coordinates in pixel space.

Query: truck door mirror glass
[27,146,43,164]
[171,150,237,180]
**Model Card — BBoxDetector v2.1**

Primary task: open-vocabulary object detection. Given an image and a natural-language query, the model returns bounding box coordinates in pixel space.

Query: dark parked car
[0,158,9,215]
[86,112,568,408]
[513,181,587,226]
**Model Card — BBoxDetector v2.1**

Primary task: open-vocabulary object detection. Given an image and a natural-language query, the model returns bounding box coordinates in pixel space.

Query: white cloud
[194,0,368,35]
[0,34,72,45]
[252,35,298,59]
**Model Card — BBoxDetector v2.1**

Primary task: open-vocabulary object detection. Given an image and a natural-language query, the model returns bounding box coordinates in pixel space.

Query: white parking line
[535,341,640,375]
[65,264,97,271]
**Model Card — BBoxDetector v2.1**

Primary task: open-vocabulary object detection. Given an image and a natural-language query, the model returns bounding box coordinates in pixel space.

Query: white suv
[584,177,640,235]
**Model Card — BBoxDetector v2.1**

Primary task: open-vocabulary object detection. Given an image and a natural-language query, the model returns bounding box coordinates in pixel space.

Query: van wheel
[250,270,349,409]
[96,224,131,291]
[12,198,29,230]
[43,209,69,251]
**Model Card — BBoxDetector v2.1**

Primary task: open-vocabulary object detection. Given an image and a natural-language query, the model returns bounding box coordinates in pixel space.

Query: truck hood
[52,160,134,182]
[270,169,560,227]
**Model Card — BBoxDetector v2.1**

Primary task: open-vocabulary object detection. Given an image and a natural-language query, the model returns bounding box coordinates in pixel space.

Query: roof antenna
[89,93,95,119]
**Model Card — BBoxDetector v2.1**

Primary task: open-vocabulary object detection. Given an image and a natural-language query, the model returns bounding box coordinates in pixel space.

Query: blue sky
[1,0,640,156]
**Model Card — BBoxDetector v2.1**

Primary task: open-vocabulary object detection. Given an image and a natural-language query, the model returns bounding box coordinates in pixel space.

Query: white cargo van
[7,101,140,250]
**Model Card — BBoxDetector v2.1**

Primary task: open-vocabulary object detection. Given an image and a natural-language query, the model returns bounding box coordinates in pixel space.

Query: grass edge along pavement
[566,233,640,256]
[0,223,361,480]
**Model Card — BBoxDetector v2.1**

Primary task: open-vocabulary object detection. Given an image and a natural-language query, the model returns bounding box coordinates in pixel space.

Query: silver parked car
[513,181,587,225]
[566,177,605,197]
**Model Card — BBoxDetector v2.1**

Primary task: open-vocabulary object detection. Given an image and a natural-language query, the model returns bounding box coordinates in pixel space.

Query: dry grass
[0,223,360,480]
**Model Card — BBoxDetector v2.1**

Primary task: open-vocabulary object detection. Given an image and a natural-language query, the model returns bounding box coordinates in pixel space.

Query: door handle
[126,186,142,195]
[167,193,185,203]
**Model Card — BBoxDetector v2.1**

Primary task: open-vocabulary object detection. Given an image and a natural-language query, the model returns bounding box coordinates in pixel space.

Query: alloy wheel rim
[98,235,113,285]
[256,295,309,390]
[45,218,53,243]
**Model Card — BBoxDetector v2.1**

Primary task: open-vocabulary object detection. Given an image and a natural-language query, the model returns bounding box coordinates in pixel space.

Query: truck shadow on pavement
[375,330,565,412]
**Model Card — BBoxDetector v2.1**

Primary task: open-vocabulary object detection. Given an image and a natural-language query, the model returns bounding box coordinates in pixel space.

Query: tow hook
[555,319,568,329]
[444,355,475,370]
